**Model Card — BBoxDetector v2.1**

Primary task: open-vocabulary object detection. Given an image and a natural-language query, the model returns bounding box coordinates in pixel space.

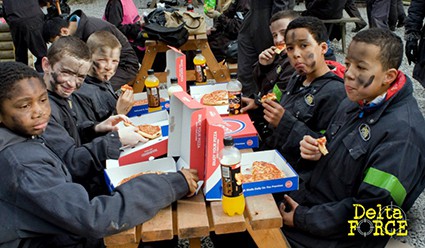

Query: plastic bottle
[193,49,207,85]
[145,69,161,112]
[220,136,245,216]
[204,0,216,14]
[187,4,194,12]
[227,72,242,115]
[167,77,183,97]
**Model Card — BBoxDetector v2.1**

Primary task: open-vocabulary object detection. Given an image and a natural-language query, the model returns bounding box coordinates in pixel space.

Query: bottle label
[147,86,161,108]
[228,91,242,115]
[221,162,243,197]
[195,64,207,84]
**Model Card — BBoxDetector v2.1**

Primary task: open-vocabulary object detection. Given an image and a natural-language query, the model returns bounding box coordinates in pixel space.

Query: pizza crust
[317,137,329,156]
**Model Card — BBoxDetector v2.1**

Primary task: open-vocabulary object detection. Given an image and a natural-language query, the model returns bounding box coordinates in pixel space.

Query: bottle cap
[196,49,202,54]
[230,72,237,79]
[187,4,194,11]
[148,69,154,75]
[170,77,178,84]
[223,136,234,146]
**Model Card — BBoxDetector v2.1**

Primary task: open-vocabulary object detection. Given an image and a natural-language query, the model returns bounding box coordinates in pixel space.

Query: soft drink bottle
[227,72,242,115]
[193,49,207,85]
[167,77,183,97]
[220,136,245,216]
[145,69,161,112]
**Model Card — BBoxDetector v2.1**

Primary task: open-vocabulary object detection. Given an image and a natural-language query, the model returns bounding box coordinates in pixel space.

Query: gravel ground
[69,1,425,247]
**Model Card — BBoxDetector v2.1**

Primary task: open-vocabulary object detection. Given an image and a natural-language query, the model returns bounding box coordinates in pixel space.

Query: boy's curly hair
[285,16,328,44]
[352,28,403,70]
[0,62,44,111]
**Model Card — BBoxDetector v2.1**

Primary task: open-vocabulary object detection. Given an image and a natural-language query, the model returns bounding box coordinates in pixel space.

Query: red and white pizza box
[203,107,225,201]
[240,150,299,197]
[115,110,169,166]
[104,157,177,191]
[127,89,170,117]
[168,91,206,180]
[166,46,187,92]
[190,83,229,115]
[222,114,259,149]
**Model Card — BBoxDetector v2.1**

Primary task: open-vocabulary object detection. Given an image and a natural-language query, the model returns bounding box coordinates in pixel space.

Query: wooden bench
[321,17,361,53]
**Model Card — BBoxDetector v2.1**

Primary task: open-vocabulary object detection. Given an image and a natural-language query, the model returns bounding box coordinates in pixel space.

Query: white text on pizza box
[104,157,177,192]
[238,150,299,197]
[222,114,259,150]
[168,91,206,180]
[127,89,170,117]
[166,46,187,92]
[117,110,169,166]
[190,83,229,115]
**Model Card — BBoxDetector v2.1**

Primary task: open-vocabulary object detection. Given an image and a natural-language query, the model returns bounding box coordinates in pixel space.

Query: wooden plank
[104,226,140,246]
[140,206,174,242]
[0,50,14,59]
[0,32,12,41]
[0,23,11,32]
[177,193,210,239]
[209,201,246,234]
[322,17,361,24]
[0,41,14,50]
[246,218,289,248]
[245,194,282,230]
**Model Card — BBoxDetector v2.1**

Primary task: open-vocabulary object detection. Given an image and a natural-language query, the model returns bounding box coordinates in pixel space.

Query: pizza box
[165,46,187,92]
[203,107,225,201]
[190,83,229,115]
[239,150,299,197]
[222,114,259,149]
[127,89,170,117]
[104,157,177,192]
[168,91,206,180]
[116,110,169,166]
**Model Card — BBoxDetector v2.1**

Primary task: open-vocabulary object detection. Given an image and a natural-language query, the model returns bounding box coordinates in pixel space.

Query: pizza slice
[275,44,286,54]
[118,171,164,185]
[317,136,329,156]
[137,124,162,139]
[133,98,166,106]
[260,92,278,103]
[201,90,228,106]
[121,84,133,92]
[238,161,285,183]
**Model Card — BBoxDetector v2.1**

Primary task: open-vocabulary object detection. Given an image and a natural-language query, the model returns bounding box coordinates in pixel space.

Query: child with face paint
[258,16,346,168]
[0,61,199,248]
[73,31,134,125]
[280,28,425,247]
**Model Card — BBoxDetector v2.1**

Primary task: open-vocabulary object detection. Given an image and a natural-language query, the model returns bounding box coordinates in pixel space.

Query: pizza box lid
[190,83,229,115]
[222,114,259,149]
[239,150,299,197]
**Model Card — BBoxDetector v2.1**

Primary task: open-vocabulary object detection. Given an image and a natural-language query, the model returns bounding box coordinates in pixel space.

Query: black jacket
[405,0,425,85]
[285,73,425,247]
[2,0,43,22]
[264,71,345,167]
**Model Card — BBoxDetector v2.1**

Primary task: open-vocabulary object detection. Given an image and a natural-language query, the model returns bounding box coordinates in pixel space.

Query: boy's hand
[279,194,299,227]
[241,97,258,113]
[118,125,148,147]
[116,89,134,115]
[95,114,129,133]
[179,168,199,197]
[259,47,277,66]
[263,100,285,128]
[300,135,322,161]
[405,38,418,65]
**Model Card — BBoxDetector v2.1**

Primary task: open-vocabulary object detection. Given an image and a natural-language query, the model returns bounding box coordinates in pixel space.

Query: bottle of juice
[220,136,245,216]
[193,49,207,85]
[227,72,242,115]
[167,77,183,97]
[204,0,216,14]
[145,69,161,112]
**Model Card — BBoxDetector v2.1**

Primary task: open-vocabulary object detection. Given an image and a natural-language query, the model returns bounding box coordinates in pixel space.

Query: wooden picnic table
[104,149,290,247]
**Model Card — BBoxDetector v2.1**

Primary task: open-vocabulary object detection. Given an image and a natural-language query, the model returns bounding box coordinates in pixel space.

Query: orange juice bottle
[193,49,207,85]
[220,136,245,216]
[145,69,161,112]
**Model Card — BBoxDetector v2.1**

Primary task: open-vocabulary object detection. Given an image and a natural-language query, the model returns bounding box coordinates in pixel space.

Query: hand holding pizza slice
[317,136,329,156]
[274,44,286,54]
[260,92,278,103]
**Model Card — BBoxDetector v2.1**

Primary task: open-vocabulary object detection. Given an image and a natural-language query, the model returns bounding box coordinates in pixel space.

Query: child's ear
[320,41,328,56]
[60,27,70,36]
[41,57,50,73]
[383,68,398,86]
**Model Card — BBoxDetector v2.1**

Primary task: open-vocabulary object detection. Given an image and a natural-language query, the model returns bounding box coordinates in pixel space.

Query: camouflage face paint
[357,75,375,88]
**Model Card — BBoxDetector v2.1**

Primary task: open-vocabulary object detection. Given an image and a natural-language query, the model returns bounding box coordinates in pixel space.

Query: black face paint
[357,75,375,88]
[51,72,61,89]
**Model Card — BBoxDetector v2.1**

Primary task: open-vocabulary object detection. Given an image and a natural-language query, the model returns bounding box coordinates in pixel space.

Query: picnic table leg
[341,23,347,53]
[133,44,158,92]
[188,238,202,248]
[245,218,290,248]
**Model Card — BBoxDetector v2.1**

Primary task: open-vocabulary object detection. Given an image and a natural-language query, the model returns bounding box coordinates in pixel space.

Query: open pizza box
[165,45,187,92]
[222,114,259,149]
[190,83,229,115]
[127,89,170,117]
[104,157,178,191]
[109,110,169,167]
[239,150,299,197]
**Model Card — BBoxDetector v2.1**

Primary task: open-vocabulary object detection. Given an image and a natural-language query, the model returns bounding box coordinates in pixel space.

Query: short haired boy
[282,28,425,247]
[43,9,139,91]
[74,31,134,124]
[246,16,346,167]
[0,61,199,247]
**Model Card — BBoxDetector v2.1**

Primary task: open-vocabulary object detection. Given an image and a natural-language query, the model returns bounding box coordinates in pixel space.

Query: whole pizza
[236,161,286,184]
[201,90,228,106]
